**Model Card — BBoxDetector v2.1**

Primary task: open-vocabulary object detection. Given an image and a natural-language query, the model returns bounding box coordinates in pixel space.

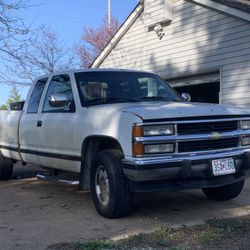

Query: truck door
[19,77,48,164]
[38,74,81,173]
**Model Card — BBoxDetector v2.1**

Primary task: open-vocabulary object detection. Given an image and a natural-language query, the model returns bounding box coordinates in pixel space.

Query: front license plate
[212,158,236,176]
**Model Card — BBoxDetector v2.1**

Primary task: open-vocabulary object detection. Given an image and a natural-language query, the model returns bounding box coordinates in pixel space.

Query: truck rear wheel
[90,149,133,218]
[202,180,244,201]
[0,154,14,180]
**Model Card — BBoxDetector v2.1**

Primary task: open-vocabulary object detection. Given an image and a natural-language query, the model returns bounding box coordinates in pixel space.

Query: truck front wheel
[202,180,244,201]
[0,154,14,180]
[90,149,133,218]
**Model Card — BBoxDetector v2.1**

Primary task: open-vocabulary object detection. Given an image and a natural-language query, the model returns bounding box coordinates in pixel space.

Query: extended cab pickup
[1,69,250,218]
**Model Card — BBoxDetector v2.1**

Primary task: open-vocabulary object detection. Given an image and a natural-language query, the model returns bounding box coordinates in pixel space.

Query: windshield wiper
[85,97,138,106]
[138,96,179,102]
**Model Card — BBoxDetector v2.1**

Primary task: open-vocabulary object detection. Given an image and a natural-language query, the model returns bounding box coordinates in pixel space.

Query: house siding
[98,0,250,107]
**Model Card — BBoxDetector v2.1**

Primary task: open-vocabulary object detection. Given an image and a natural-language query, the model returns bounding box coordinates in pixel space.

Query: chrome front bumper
[123,148,250,183]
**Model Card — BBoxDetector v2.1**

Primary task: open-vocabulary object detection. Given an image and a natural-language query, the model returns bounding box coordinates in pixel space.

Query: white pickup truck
[1,69,250,218]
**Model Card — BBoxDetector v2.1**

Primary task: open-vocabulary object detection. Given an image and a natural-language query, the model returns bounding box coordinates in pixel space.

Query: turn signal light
[132,125,143,137]
[132,143,144,156]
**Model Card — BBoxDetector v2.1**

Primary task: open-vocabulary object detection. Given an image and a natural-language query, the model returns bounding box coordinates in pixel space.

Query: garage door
[166,71,220,104]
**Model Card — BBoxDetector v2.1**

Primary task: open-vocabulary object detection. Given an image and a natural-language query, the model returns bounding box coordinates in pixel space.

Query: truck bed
[0,110,22,161]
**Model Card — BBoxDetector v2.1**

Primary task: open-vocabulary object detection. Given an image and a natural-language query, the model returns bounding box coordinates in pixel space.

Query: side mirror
[49,94,68,108]
[181,92,191,102]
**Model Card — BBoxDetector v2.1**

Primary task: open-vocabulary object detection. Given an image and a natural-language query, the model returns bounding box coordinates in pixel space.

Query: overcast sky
[0,0,138,105]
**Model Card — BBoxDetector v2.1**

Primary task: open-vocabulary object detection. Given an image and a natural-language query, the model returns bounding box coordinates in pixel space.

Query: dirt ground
[1,165,250,250]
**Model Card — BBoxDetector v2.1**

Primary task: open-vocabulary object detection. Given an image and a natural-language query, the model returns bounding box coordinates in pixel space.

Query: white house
[91,0,250,106]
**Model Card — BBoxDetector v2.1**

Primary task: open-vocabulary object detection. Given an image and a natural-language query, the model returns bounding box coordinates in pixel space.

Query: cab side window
[27,78,48,113]
[43,74,75,113]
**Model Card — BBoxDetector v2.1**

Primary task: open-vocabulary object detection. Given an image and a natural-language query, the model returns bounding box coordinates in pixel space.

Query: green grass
[48,216,250,250]
[168,246,189,250]
[76,239,114,250]
[199,227,221,246]
[197,217,250,247]
[153,226,177,247]
[206,217,249,233]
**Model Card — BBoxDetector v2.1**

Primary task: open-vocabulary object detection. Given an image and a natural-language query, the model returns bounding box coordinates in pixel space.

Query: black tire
[202,180,245,201]
[0,154,14,180]
[90,149,133,218]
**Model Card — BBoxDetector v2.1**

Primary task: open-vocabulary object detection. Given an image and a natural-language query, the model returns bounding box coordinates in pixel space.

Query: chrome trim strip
[134,130,250,143]
[132,145,250,158]
[135,117,250,126]
[123,148,250,166]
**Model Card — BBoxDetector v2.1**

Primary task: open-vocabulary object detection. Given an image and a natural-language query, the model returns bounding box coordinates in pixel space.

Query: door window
[27,78,48,113]
[43,74,75,113]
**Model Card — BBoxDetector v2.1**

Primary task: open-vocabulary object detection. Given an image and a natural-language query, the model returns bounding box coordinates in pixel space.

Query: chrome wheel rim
[95,165,110,207]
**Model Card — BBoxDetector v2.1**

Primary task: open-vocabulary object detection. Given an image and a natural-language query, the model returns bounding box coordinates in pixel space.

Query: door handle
[37,120,42,127]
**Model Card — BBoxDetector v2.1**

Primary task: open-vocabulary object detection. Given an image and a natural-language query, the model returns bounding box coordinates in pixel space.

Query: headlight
[144,144,175,154]
[132,143,175,156]
[241,120,250,130]
[133,124,174,137]
[132,124,175,156]
[144,125,174,136]
[242,136,250,146]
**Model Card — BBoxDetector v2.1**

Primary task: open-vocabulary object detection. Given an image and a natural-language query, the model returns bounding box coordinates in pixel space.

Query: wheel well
[80,136,123,189]
[82,136,123,157]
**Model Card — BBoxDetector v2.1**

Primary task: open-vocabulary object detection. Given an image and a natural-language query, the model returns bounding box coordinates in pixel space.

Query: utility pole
[108,0,111,32]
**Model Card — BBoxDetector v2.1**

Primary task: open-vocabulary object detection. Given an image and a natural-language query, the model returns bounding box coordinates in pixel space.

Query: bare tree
[78,15,120,68]
[1,25,77,86]
[0,0,32,86]
[0,0,29,58]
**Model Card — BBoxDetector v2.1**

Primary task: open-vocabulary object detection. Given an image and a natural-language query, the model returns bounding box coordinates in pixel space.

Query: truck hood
[88,101,250,121]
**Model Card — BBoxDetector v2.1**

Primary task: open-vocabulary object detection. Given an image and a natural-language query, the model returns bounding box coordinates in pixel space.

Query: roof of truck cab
[73,68,152,74]
[38,68,152,79]
[36,68,153,80]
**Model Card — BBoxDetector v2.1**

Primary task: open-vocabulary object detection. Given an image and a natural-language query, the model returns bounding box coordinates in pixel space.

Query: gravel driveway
[1,165,250,250]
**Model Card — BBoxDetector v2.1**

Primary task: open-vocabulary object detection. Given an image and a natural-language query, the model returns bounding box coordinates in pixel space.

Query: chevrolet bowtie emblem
[210,132,222,140]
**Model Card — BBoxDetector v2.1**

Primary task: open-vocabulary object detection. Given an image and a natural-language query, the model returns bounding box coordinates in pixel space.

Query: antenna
[108,0,111,32]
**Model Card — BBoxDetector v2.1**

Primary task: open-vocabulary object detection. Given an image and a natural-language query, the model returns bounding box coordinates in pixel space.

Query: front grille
[177,121,238,135]
[178,137,239,153]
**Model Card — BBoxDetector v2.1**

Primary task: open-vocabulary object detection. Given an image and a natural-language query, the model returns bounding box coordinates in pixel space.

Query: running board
[36,174,79,186]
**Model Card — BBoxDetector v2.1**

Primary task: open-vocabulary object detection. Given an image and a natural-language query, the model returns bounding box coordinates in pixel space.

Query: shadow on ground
[1,169,250,250]
[12,163,47,180]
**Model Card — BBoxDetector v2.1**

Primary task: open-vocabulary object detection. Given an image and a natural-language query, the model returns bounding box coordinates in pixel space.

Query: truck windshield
[74,71,182,106]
